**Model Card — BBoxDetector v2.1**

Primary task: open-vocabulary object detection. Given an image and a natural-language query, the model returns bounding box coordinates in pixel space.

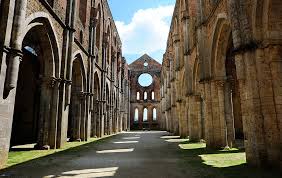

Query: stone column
[188,95,201,142]
[202,80,214,148]
[173,34,180,71]
[96,100,103,137]
[224,79,235,148]
[216,80,228,148]
[79,92,87,141]
[185,96,190,136]
[36,77,54,150]
[73,92,82,141]
[49,77,61,149]
[4,0,27,95]
[268,45,282,167]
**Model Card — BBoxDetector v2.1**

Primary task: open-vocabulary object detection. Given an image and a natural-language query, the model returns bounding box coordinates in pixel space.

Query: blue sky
[108,0,176,64]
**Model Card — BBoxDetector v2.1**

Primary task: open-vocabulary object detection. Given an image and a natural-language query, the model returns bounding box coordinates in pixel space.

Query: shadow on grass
[0,135,117,174]
[177,142,281,178]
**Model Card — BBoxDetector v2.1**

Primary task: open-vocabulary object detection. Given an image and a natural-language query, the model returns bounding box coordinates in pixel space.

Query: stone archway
[10,17,59,150]
[92,72,101,137]
[68,55,85,142]
[211,17,243,148]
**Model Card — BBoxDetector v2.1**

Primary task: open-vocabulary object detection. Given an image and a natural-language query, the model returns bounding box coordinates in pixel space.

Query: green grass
[6,136,110,168]
[177,142,281,178]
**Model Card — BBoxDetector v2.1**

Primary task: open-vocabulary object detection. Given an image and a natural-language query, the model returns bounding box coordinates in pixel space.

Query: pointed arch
[21,12,61,78]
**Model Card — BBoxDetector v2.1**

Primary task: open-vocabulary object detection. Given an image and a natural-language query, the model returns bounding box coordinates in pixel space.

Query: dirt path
[0,131,191,178]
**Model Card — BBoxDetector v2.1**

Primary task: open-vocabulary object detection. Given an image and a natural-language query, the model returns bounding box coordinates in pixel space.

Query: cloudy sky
[108,0,176,64]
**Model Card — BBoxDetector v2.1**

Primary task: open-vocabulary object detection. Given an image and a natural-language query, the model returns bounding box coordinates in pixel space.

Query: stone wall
[129,54,161,130]
[0,0,130,168]
[161,0,282,169]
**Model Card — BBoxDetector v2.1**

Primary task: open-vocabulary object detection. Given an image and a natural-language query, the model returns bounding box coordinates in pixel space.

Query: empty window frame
[134,108,139,122]
[152,91,155,100]
[153,108,157,121]
[143,108,148,121]
[144,92,147,100]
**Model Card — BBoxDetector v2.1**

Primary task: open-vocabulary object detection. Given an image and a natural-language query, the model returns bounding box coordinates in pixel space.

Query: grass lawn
[6,136,112,168]
[178,142,281,178]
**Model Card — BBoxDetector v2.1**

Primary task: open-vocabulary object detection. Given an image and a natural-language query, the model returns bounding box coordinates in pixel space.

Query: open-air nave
[0,0,281,177]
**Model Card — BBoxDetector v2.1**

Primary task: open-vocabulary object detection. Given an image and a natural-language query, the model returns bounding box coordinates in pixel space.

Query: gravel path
[0,131,191,178]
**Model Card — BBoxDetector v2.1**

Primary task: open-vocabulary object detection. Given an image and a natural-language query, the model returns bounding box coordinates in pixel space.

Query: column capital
[214,79,226,87]
[173,34,180,44]
[181,10,190,21]
[8,47,23,58]
[41,76,61,88]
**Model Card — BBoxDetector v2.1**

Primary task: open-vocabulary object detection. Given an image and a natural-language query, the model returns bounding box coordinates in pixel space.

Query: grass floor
[178,142,281,178]
[6,136,111,168]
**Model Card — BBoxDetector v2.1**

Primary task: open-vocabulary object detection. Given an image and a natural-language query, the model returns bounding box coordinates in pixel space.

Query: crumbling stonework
[129,54,161,130]
[160,0,282,169]
[0,0,130,168]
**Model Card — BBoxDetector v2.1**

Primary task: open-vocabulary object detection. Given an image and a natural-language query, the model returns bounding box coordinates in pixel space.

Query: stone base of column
[34,144,50,150]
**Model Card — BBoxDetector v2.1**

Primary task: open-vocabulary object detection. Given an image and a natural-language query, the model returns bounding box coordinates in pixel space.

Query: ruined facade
[160,0,282,169]
[0,0,130,168]
[129,54,161,130]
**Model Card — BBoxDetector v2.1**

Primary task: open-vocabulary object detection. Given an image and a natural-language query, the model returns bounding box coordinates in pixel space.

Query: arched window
[137,92,140,100]
[144,92,147,100]
[152,91,155,100]
[153,108,157,121]
[134,108,139,122]
[143,108,148,121]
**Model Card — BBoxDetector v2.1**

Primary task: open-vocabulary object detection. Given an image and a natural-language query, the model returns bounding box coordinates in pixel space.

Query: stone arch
[210,14,231,78]
[21,12,61,78]
[180,0,188,11]
[210,14,244,147]
[95,3,103,51]
[67,53,86,142]
[192,57,200,93]
[71,51,87,91]
[92,72,101,137]
[252,0,282,41]
[105,24,111,64]
[10,14,60,149]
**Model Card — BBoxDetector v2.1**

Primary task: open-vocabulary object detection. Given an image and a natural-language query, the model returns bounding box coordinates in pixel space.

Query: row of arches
[0,0,130,168]
[160,0,282,169]
[136,91,155,100]
[134,108,157,122]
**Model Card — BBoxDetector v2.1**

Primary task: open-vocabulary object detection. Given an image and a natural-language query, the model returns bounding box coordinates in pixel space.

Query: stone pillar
[268,45,282,167]
[36,77,55,150]
[4,0,27,95]
[202,80,214,147]
[188,95,201,142]
[240,50,266,167]
[79,92,87,141]
[96,100,103,137]
[181,10,189,55]
[49,77,61,149]
[224,79,235,148]
[216,80,228,147]
[173,34,180,71]
[73,92,82,141]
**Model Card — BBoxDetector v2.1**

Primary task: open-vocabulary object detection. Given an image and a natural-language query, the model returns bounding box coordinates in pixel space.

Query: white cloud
[116,5,174,55]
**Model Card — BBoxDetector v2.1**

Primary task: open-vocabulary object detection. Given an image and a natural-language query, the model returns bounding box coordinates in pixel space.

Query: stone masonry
[160,0,282,169]
[0,0,130,168]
